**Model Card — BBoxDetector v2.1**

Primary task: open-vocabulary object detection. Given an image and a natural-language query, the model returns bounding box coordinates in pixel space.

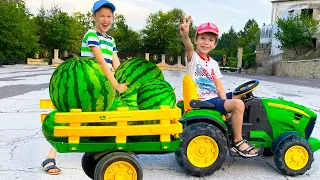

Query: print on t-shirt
[194,64,218,98]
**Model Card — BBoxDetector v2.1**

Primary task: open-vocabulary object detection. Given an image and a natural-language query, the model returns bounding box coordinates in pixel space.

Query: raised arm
[180,14,194,62]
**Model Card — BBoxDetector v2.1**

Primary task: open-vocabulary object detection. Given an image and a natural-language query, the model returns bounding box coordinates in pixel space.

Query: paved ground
[0,64,320,180]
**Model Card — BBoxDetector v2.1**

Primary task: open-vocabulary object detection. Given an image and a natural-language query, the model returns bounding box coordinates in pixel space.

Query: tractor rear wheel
[175,122,228,177]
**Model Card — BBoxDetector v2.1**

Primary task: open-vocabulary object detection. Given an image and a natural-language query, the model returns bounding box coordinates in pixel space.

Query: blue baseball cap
[92,0,116,14]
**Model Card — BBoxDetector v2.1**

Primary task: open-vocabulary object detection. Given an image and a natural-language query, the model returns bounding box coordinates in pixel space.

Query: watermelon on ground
[49,57,115,112]
[114,58,164,109]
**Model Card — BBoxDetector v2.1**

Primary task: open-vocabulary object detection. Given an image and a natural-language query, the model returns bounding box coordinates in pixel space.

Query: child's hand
[115,83,129,93]
[226,113,232,119]
[180,14,192,38]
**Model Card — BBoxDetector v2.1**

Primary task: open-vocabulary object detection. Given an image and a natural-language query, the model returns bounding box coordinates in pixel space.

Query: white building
[259,0,320,59]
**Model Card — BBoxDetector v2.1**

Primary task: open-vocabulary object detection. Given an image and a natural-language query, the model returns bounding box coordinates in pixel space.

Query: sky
[25,0,273,35]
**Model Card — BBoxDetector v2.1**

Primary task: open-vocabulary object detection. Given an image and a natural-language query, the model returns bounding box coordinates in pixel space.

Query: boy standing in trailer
[41,0,128,175]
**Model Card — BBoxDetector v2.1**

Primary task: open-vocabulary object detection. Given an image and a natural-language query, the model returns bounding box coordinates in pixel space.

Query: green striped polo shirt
[81,29,117,70]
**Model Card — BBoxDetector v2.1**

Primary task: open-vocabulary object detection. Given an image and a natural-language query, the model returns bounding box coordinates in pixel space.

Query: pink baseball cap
[196,22,219,36]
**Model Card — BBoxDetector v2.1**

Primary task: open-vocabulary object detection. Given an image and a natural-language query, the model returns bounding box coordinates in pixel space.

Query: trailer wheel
[94,152,143,180]
[82,152,100,179]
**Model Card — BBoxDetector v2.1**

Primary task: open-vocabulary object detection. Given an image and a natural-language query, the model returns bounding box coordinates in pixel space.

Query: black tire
[94,152,143,180]
[274,136,314,176]
[263,148,273,157]
[175,122,228,177]
[82,153,100,179]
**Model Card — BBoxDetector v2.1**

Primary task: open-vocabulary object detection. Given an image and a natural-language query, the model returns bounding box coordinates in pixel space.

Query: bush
[227,57,237,68]
[243,53,257,69]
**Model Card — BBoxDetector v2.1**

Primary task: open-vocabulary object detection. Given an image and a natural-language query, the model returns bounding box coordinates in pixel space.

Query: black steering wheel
[233,80,259,96]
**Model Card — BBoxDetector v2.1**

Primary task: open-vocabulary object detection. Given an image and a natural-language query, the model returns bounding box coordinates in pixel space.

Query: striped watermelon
[137,79,176,110]
[49,57,115,112]
[42,110,68,142]
[114,58,164,109]
[108,97,127,111]
[42,110,92,142]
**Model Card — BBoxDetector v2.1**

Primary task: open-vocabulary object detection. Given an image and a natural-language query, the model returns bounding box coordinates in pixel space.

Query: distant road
[225,72,320,89]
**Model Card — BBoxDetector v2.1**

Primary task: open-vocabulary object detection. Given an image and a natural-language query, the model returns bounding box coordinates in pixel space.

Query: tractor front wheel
[274,136,313,176]
[175,122,228,177]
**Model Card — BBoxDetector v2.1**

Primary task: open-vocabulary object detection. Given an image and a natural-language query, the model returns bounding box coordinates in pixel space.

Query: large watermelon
[108,97,127,111]
[114,58,164,109]
[42,110,68,142]
[49,57,115,112]
[42,110,93,142]
[137,79,176,110]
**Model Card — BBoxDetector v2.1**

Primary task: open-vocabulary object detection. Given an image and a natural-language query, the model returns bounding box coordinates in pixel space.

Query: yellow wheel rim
[284,145,309,170]
[187,135,219,168]
[104,161,137,180]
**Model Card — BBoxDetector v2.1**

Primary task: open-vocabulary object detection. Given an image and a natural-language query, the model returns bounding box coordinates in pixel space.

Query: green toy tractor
[175,75,320,177]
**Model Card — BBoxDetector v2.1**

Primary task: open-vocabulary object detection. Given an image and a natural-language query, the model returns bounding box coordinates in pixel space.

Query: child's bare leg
[224,99,257,154]
[43,148,60,174]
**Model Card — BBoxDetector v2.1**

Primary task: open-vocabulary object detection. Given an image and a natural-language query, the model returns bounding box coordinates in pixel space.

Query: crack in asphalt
[255,159,290,180]
[0,168,38,173]
[9,145,18,160]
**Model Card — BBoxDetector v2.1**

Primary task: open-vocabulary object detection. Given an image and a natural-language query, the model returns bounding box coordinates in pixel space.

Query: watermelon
[49,57,115,112]
[42,110,94,142]
[108,97,128,111]
[42,110,68,142]
[114,58,164,109]
[137,79,176,110]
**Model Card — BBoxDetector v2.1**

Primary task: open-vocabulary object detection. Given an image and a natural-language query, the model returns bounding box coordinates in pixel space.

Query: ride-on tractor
[175,75,320,177]
[40,75,320,179]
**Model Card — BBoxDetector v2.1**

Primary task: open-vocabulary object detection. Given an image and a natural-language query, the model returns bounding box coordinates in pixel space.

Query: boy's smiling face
[195,32,217,56]
[93,7,114,35]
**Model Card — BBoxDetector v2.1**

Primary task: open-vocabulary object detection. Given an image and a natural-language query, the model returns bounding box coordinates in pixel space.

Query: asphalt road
[0,64,320,180]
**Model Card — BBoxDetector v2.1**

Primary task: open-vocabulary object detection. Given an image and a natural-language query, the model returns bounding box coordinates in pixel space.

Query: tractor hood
[261,98,317,119]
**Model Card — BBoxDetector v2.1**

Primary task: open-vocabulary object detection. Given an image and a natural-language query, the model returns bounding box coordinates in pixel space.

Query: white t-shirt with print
[186,52,223,100]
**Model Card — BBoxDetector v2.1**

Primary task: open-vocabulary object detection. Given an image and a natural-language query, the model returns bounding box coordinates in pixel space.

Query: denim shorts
[205,92,232,115]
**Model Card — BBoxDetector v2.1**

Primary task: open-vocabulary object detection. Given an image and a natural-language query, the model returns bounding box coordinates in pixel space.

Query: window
[301,9,313,18]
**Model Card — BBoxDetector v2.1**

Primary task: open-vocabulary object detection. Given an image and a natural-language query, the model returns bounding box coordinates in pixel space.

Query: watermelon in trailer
[137,79,176,110]
[49,57,115,112]
[42,110,68,142]
[42,110,92,142]
[108,97,128,111]
[114,58,164,109]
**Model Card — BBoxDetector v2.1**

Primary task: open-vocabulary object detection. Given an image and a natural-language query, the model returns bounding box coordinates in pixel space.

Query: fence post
[145,53,150,61]
[237,47,243,73]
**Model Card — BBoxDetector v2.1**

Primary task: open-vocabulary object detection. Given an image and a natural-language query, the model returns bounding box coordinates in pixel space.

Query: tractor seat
[183,75,199,110]
[183,75,226,121]
[190,100,216,110]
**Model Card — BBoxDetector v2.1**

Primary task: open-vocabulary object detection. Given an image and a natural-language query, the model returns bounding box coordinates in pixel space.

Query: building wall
[271,0,320,24]
[274,60,320,79]
[256,43,271,62]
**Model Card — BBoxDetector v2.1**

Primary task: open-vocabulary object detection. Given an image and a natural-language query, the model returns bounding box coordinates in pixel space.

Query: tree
[142,8,196,58]
[34,5,92,60]
[109,14,142,58]
[275,14,319,56]
[215,26,238,58]
[238,19,260,53]
[0,0,39,62]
